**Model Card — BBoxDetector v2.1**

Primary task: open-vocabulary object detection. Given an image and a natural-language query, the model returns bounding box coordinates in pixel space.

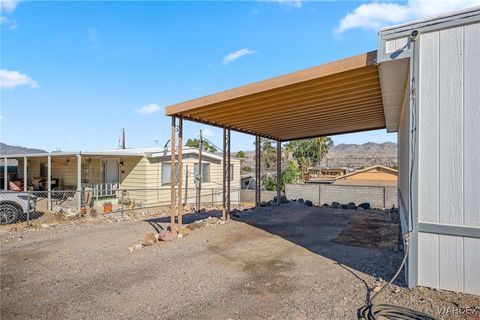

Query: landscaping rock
[322,203,330,207]
[347,202,357,210]
[273,195,289,204]
[298,198,304,203]
[331,202,341,209]
[128,243,143,253]
[358,202,371,210]
[157,230,175,241]
[205,217,221,224]
[305,200,313,207]
[143,233,157,246]
[186,221,206,230]
[178,227,191,236]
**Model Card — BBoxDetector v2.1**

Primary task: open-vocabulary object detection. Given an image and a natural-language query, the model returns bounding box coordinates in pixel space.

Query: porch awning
[165,51,390,141]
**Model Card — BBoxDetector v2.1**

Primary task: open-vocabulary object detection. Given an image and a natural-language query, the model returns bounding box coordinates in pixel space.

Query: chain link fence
[0,187,244,226]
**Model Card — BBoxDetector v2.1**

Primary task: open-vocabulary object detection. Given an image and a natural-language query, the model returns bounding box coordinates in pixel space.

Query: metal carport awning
[165,50,385,141]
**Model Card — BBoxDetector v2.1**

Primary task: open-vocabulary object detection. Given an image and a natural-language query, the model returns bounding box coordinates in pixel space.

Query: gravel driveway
[1,205,478,319]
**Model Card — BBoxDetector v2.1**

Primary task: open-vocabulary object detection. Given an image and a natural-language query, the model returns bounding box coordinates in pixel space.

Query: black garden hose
[357,233,440,320]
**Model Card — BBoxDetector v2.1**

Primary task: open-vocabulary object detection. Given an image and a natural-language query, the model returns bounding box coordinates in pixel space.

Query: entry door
[103,159,119,183]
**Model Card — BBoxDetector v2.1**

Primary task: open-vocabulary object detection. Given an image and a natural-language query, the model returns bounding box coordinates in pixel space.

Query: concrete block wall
[285,184,320,203]
[240,190,277,203]
[285,184,397,209]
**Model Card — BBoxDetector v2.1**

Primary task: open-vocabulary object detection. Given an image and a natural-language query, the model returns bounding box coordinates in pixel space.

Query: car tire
[0,203,21,225]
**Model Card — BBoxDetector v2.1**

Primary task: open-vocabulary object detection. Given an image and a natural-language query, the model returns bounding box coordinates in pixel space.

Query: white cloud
[336,0,480,34]
[277,0,302,9]
[0,69,38,89]
[0,0,20,13]
[0,16,17,29]
[222,48,255,65]
[137,103,160,115]
[202,128,215,138]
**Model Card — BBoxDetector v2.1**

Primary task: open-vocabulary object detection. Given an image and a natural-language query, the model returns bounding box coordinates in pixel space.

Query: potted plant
[103,201,113,213]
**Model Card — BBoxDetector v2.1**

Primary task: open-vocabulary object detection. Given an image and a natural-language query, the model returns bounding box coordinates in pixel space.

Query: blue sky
[1,0,478,152]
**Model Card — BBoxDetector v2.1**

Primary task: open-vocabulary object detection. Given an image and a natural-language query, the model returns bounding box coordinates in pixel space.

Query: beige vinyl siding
[142,154,241,206]
[119,157,148,203]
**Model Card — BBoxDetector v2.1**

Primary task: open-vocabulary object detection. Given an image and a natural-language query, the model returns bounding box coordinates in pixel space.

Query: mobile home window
[230,164,234,180]
[161,162,178,185]
[194,163,210,183]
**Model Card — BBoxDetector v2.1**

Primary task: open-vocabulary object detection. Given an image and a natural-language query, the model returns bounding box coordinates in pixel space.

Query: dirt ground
[1,204,479,320]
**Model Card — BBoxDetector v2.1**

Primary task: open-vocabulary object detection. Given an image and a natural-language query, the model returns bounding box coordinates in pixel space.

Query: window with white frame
[194,163,210,183]
[161,162,178,185]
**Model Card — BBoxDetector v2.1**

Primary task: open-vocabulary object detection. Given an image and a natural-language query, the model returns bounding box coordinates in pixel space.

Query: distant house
[306,167,347,184]
[240,173,255,189]
[333,165,397,187]
[1,147,240,211]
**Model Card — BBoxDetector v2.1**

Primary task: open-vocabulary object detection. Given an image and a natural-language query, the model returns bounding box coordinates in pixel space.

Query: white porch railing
[93,182,119,199]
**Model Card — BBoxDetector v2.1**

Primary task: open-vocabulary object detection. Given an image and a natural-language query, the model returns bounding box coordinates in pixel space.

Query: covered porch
[2,152,143,212]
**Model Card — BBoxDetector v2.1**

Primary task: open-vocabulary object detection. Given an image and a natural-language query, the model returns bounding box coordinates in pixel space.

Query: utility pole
[121,128,126,149]
[197,130,203,212]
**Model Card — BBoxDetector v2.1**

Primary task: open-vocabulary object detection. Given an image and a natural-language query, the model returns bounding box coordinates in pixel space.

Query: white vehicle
[0,192,37,224]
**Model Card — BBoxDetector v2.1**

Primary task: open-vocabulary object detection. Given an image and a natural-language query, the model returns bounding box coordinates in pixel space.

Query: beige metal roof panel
[165,51,386,141]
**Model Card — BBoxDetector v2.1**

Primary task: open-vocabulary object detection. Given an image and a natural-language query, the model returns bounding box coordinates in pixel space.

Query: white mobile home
[379,8,480,294]
[2,147,241,211]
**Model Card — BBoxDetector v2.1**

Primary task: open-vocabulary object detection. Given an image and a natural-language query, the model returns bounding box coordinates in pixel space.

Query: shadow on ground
[145,204,405,287]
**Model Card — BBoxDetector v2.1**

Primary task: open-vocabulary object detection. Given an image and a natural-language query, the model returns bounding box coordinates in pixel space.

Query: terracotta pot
[103,204,113,213]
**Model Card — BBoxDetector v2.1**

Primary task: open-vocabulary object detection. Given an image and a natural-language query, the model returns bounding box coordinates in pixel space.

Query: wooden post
[227,128,231,220]
[197,130,203,212]
[222,128,227,220]
[276,140,281,206]
[177,118,183,227]
[170,117,177,235]
[47,155,51,210]
[23,156,28,191]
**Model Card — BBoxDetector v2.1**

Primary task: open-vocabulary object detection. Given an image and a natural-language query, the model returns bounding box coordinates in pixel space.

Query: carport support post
[255,135,261,211]
[76,154,82,211]
[222,128,227,221]
[276,141,281,206]
[47,155,51,210]
[170,117,177,235]
[226,128,231,220]
[23,156,28,191]
[3,157,7,190]
[177,118,183,227]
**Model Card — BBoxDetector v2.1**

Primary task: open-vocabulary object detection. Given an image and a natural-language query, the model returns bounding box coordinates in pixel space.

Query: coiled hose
[357,234,440,320]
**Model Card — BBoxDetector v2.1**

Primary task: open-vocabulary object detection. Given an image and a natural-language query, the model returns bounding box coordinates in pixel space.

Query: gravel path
[1,206,478,320]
